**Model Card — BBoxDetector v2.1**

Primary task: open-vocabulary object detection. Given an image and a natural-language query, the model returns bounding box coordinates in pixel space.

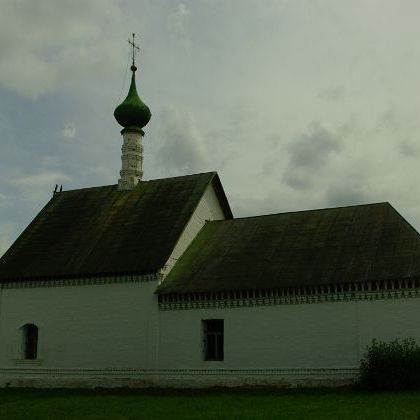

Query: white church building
[1,43,420,388]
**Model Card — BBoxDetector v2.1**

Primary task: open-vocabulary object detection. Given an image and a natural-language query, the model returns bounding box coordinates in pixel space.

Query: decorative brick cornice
[158,278,420,310]
[0,273,161,289]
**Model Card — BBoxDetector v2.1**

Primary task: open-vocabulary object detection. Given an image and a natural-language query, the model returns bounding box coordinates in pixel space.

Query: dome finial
[128,33,139,72]
[115,35,152,191]
[114,34,151,132]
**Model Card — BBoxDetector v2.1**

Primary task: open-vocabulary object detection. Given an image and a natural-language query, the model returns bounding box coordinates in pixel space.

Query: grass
[1,388,420,419]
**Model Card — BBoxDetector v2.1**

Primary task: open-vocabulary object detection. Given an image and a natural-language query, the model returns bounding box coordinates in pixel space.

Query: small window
[203,319,224,361]
[22,324,38,360]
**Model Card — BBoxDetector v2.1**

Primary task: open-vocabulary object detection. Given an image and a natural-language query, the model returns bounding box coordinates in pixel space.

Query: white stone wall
[162,181,226,275]
[0,281,159,370]
[155,296,420,387]
[158,302,359,369]
[358,298,420,348]
[1,286,420,387]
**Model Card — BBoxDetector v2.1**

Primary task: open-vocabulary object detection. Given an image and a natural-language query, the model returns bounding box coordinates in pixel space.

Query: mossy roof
[157,202,420,294]
[0,172,232,282]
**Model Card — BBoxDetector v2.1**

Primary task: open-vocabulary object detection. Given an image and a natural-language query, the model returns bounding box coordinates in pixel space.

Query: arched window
[21,324,38,360]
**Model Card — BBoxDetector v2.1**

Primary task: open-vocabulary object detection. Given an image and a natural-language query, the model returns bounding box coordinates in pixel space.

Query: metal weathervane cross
[128,33,140,67]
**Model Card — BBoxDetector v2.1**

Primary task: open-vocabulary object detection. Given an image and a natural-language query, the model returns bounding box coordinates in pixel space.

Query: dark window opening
[203,319,224,361]
[22,324,38,360]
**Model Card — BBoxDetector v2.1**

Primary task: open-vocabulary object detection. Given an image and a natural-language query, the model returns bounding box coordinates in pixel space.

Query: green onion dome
[114,65,151,130]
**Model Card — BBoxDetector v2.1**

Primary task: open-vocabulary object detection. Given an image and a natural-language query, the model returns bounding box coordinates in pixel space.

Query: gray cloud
[317,86,346,102]
[374,108,400,134]
[0,193,10,209]
[265,133,283,149]
[167,3,192,47]
[41,156,62,168]
[156,106,211,175]
[10,171,71,189]
[325,185,368,208]
[282,171,312,191]
[282,122,343,190]
[0,222,18,257]
[0,0,123,98]
[62,124,76,139]
[399,141,420,157]
[287,122,343,169]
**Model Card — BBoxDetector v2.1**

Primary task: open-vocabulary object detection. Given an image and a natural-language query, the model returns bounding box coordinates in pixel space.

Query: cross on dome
[128,33,140,70]
[114,34,151,131]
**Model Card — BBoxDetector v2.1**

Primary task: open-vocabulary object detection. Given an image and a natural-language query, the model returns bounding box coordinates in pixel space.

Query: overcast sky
[1,0,420,255]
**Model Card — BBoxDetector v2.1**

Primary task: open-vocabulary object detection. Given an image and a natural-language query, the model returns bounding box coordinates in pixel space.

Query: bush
[359,338,420,390]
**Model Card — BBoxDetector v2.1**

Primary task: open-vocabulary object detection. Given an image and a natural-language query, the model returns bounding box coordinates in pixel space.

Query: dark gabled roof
[0,172,232,282]
[157,202,420,294]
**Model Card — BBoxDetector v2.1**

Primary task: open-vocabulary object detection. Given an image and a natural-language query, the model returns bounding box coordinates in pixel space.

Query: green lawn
[1,388,420,420]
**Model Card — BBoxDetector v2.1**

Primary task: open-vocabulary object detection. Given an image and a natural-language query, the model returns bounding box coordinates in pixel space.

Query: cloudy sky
[1,0,420,255]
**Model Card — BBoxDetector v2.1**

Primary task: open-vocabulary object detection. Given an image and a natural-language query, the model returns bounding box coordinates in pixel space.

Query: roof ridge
[208,202,391,223]
[58,184,116,193]
[143,171,217,183]
[57,172,218,194]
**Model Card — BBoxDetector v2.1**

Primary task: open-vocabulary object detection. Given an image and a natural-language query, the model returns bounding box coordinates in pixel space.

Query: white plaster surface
[162,181,226,275]
[0,281,159,369]
[1,283,420,387]
[159,297,419,369]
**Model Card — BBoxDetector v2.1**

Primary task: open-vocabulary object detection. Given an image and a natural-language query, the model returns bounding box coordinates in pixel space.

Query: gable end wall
[161,182,226,276]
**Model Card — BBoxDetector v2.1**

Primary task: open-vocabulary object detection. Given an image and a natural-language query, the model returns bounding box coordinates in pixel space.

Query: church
[1,40,420,388]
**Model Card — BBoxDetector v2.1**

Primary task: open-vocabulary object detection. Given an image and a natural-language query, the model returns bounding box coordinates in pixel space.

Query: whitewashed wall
[156,296,420,387]
[1,288,420,387]
[162,181,226,275]
[159,302,359,369]
[0,281,159,369]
